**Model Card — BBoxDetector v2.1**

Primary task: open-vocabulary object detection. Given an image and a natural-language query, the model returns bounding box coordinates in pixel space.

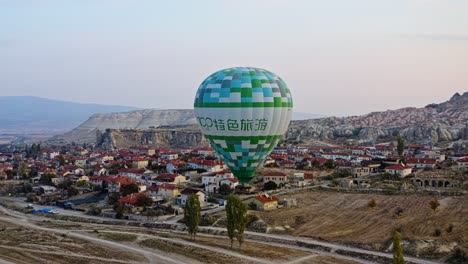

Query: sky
[1,0,467,116]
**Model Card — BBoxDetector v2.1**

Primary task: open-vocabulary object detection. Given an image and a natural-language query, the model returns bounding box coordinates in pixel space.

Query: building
[244,194,278,211]
[351,164,380,177]
[263,171,288,186]
[157,173,186,184]
[132,158,149,169]
[385,164,412,178]
[177,188,205,206]
[406,158,437,169]
[153,183,180,198]
[457,157,468,168]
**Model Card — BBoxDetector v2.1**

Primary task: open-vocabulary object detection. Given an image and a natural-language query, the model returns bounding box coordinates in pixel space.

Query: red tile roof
[118,191,148,205]
[386,164,411,170]
[255,194,279,204]
[406,158,436,165]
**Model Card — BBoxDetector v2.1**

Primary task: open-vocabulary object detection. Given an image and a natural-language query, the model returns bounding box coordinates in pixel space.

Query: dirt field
[0,220,146,264]
[260,190,468,258]
[0,205,361,264]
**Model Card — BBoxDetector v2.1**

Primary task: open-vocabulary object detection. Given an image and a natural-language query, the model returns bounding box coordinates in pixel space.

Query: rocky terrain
[286,92,468,152]
[50,92,468,153]
[49,109,197,144]
[96,125,207,149]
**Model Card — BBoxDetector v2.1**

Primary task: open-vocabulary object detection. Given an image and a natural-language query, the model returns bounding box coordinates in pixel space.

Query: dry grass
[0,220,146,263]
[260,191,468,250]
[139,238,253,263]
[97,232,138,242]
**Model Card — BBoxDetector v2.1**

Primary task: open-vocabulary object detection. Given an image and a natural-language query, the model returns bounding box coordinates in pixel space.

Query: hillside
[49,109,197,144]
[0,96,140,133]
[286,92,468,152]
[49,92,468,153]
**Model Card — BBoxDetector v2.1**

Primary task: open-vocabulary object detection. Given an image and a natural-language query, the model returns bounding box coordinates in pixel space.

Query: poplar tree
[226,195,248,249]
[393,231,405,264]
[184,194,201,240]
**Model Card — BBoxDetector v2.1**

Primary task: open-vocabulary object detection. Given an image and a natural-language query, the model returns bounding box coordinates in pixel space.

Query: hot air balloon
[194,67,293,184]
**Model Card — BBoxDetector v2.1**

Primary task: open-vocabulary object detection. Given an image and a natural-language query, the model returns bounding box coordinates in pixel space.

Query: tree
[114,203,127,219]
[108,192,121,205]
[311,159,321,169]
[39,173,56,185]
[324,159,335,169]
[392,231,405,264]
[368,198,377,210]
[184,194,201,240]
[226,195,248,249]
[122,183,139,196]
[136,195,153,207]
[219,183,234,195]
[59,155,66,166]
[20,162,28,177]
[264,181,278,191]
[397,135,405,157]
[429,199,440,212]
[67,187,79,197]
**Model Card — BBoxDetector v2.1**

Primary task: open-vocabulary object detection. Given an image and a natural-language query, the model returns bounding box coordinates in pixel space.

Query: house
[119,168,145,179]
[177,188,205,206]
[192,147,214,157]
[38,185,57,195]
[154,183,180,198]
[160,152,179,160]
[406,158,437,169]
[244,194,278,211]
[320,153,351,161]
[457,157,468,168]
[132,158,149,169]
[351,164,379,177]
[277,160,296,169]
[187,159,225,172]
[70,157,87,167]
[219,178,239,189]
[201,170,233,187]
[166,160,187,173]
[305,157,328,168]
[119,191,149,206]
[385,164,412,178]
[263,171,289,186]
[157,173,186,184]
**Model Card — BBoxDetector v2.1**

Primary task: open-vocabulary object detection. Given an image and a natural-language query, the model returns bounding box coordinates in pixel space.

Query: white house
[177,188,205,206]
[385,164,412,178]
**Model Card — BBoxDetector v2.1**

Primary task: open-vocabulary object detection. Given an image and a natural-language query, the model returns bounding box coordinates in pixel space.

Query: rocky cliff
[96,125,207,149]
[49,109,197,144]
[51,92,468,153]
[286,92,468,152]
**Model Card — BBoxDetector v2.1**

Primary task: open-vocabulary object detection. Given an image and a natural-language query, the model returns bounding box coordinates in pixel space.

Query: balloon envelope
[194,67,293,183]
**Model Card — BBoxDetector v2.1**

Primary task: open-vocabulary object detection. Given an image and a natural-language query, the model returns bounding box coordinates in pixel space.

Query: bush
[368,198,377,210]
[86,206,102,216]
[394,207,404,218]
[429,199,440,212]
[446,224,454,233]
[434,228,441,236]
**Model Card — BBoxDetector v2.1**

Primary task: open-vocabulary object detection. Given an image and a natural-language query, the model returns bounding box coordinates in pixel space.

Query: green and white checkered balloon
[194,67,293,183]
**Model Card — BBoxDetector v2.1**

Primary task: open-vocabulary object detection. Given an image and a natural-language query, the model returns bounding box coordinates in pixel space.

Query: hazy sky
[1,0,467,116]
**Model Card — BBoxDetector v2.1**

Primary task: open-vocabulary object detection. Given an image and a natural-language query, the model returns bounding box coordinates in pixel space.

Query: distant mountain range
[0,96,140,133]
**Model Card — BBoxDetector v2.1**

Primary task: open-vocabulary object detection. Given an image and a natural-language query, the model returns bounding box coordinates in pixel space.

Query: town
[0,138,467,262]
